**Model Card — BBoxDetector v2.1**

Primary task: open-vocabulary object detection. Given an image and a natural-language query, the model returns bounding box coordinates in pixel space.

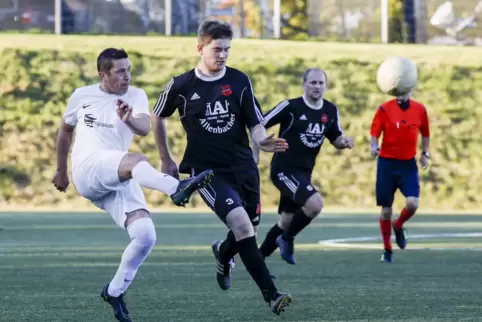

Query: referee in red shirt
[370,92,430,263]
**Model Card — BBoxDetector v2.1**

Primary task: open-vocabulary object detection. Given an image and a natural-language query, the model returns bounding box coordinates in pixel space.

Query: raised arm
[116,89,151,136]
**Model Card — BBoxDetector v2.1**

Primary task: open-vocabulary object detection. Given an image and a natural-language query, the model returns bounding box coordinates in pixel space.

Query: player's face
[100,58,131,95]
[198,38,231,72]
[303,70,327,101]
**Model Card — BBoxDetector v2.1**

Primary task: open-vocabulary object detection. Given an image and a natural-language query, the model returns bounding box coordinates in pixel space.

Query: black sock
[219,230,238,263]
[283,208,312,240]
[259,224,284,258]
[237,236,277,301]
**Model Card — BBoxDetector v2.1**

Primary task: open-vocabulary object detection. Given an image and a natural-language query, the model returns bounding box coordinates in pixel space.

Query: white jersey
[63,84,150,170]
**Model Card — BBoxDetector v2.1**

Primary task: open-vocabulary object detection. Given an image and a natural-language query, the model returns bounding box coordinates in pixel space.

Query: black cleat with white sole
[269,292,292,315]
[212,240,232,290]
[393,223,407,249]
[171,170,214,206]
[100,284,132,322]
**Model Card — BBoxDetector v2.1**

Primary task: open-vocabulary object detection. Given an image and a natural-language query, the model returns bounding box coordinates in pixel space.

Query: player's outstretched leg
[276,194,323,265]
[120,153,213,207]
[392,197,418,249]
[379,207,393,263]
[170,170,213,206]
[226,207,292,314]
[101,213,156,321]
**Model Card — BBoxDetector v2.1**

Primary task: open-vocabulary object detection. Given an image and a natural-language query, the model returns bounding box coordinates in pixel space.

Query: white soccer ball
[376,56,417,97]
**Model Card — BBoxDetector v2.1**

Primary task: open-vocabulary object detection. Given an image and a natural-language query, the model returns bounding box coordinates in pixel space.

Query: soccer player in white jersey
[51,48,213,322]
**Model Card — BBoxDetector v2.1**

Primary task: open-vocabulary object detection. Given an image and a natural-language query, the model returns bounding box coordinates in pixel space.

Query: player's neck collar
[302,95,324,110]
[98,83,124,96]
[195,66,226,82]
[98,83,109,95]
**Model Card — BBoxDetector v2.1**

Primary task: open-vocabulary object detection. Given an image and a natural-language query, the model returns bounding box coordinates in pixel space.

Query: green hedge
[1,35,481,210]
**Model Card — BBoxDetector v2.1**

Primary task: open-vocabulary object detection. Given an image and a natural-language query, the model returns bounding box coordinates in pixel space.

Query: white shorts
[72,150,149,229]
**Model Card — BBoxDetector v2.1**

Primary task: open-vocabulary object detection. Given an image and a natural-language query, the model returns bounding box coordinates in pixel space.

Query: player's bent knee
[303,193,324,218]
[225,207,254,240]
[279,212,294,230]
[406,197,419,212]
[137,224,157,256]
[381,207,393,219]
[125,213,157,256]
[124,208,152,228]
[118,153,149,180]
[231,222,254,240]
[123,152,148,166]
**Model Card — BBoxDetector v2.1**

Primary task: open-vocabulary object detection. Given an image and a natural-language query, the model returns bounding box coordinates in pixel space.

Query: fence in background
[0,0,481,45]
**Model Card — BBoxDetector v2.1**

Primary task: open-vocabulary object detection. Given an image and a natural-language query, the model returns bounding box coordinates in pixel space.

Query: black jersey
[263,96,343,172]
[153,67,264,173]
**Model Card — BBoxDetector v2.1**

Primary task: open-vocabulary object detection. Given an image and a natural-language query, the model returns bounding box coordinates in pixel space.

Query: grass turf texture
[0,35,481,210]
[2,211,482,321]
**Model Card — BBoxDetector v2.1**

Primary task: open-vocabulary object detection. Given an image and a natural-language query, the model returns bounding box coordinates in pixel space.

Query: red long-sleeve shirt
[370,99,430,160]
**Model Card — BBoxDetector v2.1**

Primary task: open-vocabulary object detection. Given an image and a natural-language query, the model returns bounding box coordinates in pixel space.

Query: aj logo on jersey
[300,122,325,148]
[84,114,97,128]
[83,113,114,129]
[205,100,229,116]
[200,99,235,134]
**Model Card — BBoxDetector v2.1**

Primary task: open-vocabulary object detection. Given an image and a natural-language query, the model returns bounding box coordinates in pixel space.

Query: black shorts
[376,157,420,207]
[270,167,318,214]
[192,165,261,226]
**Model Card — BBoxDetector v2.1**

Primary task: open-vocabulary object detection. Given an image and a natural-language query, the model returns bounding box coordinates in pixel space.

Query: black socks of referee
[282,208,312,241]
[237,236,277,301]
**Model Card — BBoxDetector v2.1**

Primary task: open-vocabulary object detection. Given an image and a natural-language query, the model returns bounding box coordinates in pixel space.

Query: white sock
[107,217,157,297]
[131,161,179,195]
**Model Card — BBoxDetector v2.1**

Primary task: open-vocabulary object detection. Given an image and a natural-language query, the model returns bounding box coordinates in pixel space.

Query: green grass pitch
[1,211,482,321]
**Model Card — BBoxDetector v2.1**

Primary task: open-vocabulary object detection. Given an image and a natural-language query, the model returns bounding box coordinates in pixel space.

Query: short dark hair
[303,68,328,83]
[198,20,233,45]
[97,48,129,73]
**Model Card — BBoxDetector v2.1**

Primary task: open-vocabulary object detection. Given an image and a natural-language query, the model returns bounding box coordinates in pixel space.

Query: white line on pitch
[318,232,482,250]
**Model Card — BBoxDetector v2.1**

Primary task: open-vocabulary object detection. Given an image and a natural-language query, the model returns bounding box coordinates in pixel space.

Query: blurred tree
[210,0,263,37]
[307,0,322,37]
[281,0,309,38]
[389,0,404,42]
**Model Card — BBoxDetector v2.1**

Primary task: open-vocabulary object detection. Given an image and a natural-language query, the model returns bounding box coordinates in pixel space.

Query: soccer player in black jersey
[255,68,354,265]
[151,20,292,314]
